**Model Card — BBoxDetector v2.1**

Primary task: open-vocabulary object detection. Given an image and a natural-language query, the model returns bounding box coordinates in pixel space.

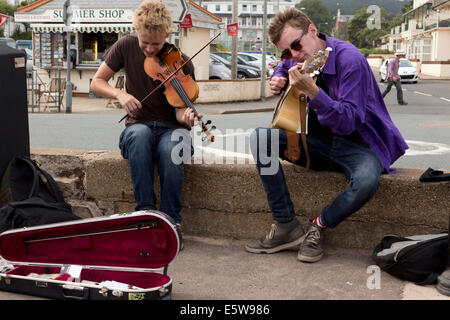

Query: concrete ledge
[31,147,450,250]
[196,79,272,103]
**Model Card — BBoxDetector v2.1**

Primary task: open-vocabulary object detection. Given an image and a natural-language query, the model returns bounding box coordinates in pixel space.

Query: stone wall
[31,147,450,249]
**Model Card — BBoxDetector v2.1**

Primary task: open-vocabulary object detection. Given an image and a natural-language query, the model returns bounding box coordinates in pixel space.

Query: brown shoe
[297,222,325,263]
[246,221,305,254]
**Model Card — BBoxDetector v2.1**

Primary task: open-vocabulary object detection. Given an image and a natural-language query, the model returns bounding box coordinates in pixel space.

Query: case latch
[158,286,169,297]
[99,286,109,297]
[2,275,12,286]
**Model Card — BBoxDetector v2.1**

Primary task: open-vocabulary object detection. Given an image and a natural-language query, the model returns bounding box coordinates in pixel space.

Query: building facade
[381,0,450,62]
[196,0,301,51]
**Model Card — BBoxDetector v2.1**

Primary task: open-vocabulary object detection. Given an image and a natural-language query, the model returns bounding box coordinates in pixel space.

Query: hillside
[322,0,410,15]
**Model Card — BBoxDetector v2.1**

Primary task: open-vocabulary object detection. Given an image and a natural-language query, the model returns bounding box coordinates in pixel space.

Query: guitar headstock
[300,47,332,76]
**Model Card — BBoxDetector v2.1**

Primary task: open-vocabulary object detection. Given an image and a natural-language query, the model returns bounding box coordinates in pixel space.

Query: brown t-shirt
[103,34,195,127]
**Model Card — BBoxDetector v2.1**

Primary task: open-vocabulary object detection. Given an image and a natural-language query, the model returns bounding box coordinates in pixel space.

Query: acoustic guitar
[270,48,331,170]
[270,48,331,132]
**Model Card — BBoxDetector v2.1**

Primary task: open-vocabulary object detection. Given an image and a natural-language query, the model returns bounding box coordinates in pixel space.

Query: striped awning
[31,24,134,33]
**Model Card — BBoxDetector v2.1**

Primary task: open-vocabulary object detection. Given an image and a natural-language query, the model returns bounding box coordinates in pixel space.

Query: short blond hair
[268,8,312,45]
[133,1,173,37]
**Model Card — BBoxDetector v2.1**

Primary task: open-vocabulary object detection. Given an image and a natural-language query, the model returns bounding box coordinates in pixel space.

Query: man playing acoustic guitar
[91,1,201,248]
[246,8,408,262]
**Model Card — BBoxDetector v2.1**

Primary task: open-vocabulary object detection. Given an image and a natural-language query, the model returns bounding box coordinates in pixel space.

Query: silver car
[209,56,231,80]
[0,37,16,49]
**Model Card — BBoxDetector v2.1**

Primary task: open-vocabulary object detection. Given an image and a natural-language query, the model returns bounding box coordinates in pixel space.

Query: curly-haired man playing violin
[246,8,408,262]
[91,1,200,246]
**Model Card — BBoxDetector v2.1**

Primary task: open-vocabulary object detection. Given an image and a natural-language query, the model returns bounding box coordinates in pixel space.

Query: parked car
[211,53,260,79]
[212,51,255,69]
[379,58,418,83]
[0,37,17,49]
[237,52,273,70]
[209,56,231,80]
[16,40,32,50]
[241,50,277,64]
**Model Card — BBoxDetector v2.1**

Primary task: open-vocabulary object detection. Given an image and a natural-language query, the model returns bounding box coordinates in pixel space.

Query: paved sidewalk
[1,235,449,300]
[16,86,450,301]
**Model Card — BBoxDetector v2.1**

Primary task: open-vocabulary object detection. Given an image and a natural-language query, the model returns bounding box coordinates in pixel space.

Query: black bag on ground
[0,156,80,233]
[372,233,448,285]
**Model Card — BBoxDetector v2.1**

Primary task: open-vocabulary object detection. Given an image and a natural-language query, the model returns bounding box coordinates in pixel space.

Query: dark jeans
[382,78,404,103]
[119,121,193,223]
[250,128,384,228]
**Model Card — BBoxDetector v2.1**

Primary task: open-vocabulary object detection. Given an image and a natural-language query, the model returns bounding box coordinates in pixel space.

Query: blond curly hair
[133,1,173,37]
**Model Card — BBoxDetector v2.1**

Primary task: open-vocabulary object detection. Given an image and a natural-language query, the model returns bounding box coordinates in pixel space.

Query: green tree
[386,0,413,30]
[296,0,333,35]
[346,7,391,48]
[0,0,16,16]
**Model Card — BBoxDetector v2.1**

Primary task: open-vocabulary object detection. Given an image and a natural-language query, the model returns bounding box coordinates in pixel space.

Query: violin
[144,44,199,108]
[119,35,220,143]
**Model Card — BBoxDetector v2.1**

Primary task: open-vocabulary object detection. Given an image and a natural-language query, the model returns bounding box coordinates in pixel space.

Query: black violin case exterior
[0,210,180,300]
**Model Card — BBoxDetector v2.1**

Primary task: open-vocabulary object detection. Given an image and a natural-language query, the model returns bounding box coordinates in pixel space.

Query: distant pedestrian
[382,50,408,105]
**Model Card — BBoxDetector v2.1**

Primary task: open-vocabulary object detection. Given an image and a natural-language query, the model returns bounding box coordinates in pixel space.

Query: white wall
[434,29,450,61]
[414,0,430,8]
[180,27,211,81]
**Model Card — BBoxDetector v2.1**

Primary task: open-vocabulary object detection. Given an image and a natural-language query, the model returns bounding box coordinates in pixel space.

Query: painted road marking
[414,91,432,96]
[440,97,450,102]
[404,140,450,156]
[195,132,450,159]
[418,120,450,128]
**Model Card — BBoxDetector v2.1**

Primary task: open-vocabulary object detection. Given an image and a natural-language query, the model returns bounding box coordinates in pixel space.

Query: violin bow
[119,33,221,123]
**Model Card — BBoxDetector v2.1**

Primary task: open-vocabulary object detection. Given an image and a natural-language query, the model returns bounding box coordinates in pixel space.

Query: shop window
[79,32,118,65]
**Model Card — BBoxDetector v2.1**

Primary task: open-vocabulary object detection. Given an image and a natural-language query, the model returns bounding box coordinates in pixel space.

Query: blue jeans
[250,127,384,228]
[119,121,193,223]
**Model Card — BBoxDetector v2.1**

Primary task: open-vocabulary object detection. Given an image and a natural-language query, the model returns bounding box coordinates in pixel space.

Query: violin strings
[170,77,206,128]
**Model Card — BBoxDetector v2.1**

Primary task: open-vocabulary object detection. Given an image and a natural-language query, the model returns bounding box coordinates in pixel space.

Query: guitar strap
[283,93,310,171]
[299,93,310,170]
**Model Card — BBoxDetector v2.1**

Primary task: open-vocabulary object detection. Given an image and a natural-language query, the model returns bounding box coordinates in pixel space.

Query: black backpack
[372,233,448,285]
[0,156,80,233]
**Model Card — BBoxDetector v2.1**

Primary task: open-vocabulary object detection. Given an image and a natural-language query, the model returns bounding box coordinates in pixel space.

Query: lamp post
[260,0,267,101]
[63,0,72,113]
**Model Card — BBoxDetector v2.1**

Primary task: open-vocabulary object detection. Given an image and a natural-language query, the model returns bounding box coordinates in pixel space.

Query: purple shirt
[272,34,408,173]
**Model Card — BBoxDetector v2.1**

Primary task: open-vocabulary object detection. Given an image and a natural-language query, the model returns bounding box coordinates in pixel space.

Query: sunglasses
[280,30,307,60]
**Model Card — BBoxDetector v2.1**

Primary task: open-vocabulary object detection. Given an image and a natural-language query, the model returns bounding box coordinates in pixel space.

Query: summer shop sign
[227,23,238,36]
[0,14,7,27]
[14,9,134,23]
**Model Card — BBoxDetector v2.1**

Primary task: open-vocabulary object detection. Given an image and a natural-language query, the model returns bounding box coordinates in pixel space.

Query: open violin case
[0,210,180,300]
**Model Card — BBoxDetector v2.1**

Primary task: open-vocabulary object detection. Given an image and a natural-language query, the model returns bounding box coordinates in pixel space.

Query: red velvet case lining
[0,213,178,283]
[5,265,170,289]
